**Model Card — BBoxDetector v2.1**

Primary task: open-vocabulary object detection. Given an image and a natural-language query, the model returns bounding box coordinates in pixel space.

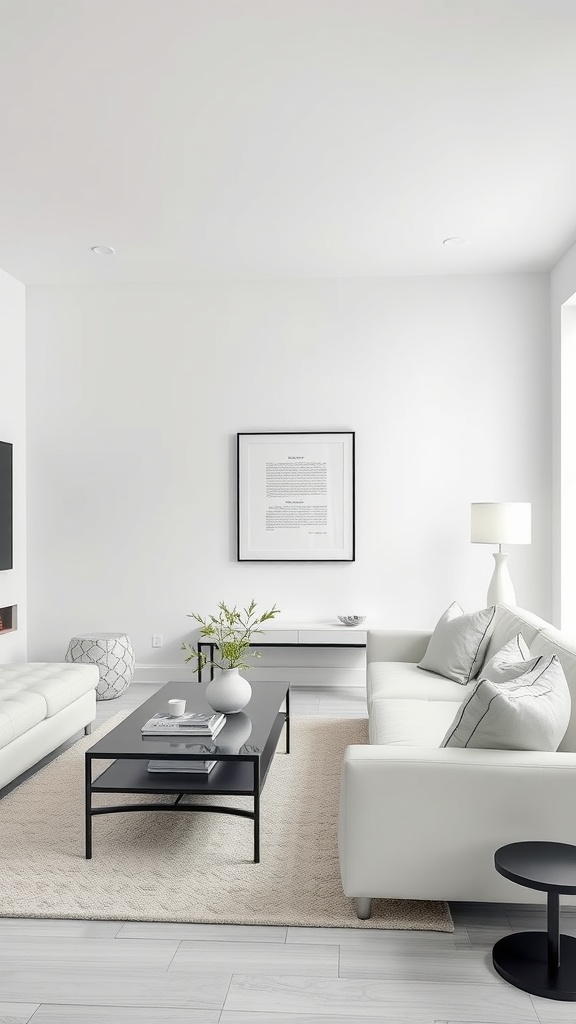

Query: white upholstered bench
[0,663,98,790]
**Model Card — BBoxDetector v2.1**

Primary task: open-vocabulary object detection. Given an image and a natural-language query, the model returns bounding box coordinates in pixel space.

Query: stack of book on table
[142,710,226,774]
[142,710,225,737]
[147,758,217,775]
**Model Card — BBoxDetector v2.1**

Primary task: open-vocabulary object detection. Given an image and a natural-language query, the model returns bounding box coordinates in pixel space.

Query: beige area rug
[0,714,453,931]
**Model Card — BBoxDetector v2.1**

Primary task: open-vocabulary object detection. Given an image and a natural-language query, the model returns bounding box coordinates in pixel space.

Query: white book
[142,718,225,742]
[147,759,216,774]
[142,711,225,735]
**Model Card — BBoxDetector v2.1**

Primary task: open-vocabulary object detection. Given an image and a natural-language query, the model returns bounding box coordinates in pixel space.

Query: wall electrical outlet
[152,634,163,648]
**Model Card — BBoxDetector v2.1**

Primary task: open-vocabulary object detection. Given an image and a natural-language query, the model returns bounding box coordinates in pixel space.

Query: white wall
[0,267,26,662]
[558,305,576,636]
[551,238,576,629]
[25,275,551,681]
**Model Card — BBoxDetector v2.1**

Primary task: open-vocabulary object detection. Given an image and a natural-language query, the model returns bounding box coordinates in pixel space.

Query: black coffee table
[85,680,289,863]
[493,841,576,1000]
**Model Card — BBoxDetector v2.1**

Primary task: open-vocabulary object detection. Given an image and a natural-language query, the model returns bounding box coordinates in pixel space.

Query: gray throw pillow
[441,654,571,751]
[418,602,496,685]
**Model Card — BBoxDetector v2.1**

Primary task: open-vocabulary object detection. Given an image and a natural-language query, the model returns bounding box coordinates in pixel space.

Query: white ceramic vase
[206,668,252,714]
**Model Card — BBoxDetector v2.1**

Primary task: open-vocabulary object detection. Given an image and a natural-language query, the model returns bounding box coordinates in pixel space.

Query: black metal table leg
[197,642,217,682]
[253,757,260,863]
[548,890,560,969]
[285,685,290,753]
[84,753,93,859]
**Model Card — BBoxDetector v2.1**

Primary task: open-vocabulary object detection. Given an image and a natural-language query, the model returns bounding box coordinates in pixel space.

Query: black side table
[493,841,576,1000]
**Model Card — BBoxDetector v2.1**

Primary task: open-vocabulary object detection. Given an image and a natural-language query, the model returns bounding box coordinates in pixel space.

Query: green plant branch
[181,600,280,673]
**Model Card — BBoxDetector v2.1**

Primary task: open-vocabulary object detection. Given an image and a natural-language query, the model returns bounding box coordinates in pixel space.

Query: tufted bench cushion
[0,691,47,750]
[0,663,99,720]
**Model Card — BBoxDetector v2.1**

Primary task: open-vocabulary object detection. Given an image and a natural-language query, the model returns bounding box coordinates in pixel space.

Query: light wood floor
[0,683,570,1023]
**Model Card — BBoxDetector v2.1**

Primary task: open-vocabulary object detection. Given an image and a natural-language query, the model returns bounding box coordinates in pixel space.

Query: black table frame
[84,681,290,864]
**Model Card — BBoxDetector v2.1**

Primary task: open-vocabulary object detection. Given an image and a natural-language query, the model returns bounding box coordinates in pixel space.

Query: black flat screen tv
[0,441,13,570]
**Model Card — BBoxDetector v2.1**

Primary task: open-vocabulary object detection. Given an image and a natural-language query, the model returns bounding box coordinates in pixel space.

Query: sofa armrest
[339,745,576,902]
[366,630,432,664]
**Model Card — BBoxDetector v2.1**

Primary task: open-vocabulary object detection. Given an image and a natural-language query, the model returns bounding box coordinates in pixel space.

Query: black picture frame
[237,431,355,562]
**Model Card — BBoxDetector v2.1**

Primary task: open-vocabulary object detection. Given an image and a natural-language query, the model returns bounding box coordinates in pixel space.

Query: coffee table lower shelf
[85,709,286,864]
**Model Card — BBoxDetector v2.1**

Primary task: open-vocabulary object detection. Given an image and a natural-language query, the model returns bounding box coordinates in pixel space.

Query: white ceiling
[1,0,576,284]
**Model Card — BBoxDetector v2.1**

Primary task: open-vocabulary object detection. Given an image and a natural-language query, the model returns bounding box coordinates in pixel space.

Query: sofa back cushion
[481,606,550,667]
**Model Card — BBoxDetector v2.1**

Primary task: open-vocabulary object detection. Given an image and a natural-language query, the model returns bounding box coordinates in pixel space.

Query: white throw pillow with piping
[480,633,532,683]
[418,602,496,685]
[441,654,571,751]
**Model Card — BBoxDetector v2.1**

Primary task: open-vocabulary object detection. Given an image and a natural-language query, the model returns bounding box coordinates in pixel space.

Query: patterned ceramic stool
[65,632,135,700]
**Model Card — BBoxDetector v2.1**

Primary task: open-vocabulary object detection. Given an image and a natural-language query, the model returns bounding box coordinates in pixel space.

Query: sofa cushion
[530,629,576,753]
[0,691,47,750]
[441,654,571,751]
[480,605,550,668]
[418,602,496,685]
[370,698,460,746]
[368,661,477,704]
[0,663,99,718]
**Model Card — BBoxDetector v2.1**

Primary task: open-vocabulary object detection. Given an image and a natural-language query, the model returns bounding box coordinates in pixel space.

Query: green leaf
[182,599,280,671]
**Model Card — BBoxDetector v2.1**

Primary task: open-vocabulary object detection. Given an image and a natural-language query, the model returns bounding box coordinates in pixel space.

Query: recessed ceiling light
[91,245,115,256]
[442,236,466,247]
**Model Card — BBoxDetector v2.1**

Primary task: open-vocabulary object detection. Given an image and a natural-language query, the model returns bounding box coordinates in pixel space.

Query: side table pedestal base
[493,932,576,1000]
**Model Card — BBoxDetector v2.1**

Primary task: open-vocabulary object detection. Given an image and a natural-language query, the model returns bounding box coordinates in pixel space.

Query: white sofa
[339,605,576,917]
[0,663,98,791]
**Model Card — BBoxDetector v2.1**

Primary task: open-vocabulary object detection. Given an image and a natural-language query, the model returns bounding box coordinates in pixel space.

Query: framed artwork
[237,431,355,561]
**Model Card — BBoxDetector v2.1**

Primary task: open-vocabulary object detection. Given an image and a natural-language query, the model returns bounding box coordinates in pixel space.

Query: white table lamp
[471,502,531,606]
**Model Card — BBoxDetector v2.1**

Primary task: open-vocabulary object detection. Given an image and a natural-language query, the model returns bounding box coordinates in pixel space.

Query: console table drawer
[299,629,367,645]
[257,630,299,645]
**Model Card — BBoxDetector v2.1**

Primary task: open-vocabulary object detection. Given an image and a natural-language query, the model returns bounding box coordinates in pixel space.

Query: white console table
[197,621,369,682]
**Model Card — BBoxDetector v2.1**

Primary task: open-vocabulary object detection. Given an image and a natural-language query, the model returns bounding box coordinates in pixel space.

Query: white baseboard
[133,663,365,688]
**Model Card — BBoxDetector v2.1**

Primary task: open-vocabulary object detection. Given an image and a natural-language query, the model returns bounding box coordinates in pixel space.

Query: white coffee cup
[167,698,186,717]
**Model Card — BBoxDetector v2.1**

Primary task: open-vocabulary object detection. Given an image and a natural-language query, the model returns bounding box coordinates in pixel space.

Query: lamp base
[487,552,516,607]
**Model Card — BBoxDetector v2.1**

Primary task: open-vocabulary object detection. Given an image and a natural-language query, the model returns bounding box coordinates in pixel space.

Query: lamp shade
[470,502,531,545]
